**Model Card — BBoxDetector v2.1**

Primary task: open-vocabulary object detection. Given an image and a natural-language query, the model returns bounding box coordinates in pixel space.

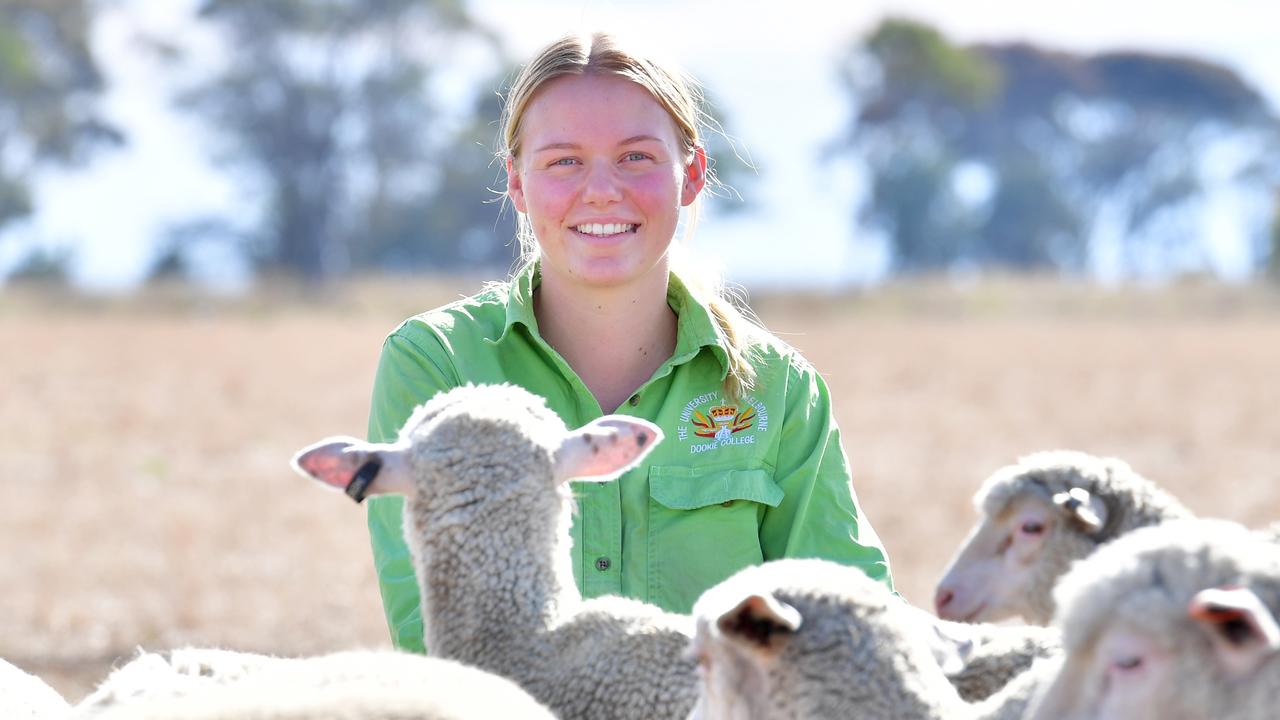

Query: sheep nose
[935,587,956,615]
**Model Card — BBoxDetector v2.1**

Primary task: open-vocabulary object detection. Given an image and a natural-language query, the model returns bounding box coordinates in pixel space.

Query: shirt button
[595,557,611,572]
[628,394,640,406]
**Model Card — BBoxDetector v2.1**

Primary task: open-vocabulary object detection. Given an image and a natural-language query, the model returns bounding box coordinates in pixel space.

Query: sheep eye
[1113,655,1143,672]
[1020,521,1045,535]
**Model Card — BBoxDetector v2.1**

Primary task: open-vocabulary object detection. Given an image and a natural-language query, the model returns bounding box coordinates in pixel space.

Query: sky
[3,0,1279,291]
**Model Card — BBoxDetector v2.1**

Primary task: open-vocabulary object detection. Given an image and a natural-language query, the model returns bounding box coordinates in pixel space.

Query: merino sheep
[934,450,1193,624]
[293,383,698,720]
[1,657,69,718]
[77,650,556,719]
[1026,518,1280,720]
[910,610,1060,702]
[686,558,1054,720]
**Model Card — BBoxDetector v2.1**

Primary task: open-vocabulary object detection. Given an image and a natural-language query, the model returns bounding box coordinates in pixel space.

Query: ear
[291,436,413,503]
[506,155,527,213]
[716,593,802,658]
[552,416,662,484]
[1188,585,1280,676]
[1052,487,1108,535]
[680,145,708,206]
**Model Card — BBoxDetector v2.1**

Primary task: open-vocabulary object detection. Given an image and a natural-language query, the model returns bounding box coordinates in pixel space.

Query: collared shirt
[365,264,893,653]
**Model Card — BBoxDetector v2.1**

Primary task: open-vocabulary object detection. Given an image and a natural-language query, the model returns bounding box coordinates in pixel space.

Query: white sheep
[293,383,698,720]
[686,558,1054,720]
[934,450,1193,624]
[76,650,556,719]
[1,657,70,718]
[1026,518,1280,720]
[909,609,1060,702]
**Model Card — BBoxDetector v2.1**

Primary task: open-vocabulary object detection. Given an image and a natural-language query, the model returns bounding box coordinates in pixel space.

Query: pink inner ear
[294,440,361,490]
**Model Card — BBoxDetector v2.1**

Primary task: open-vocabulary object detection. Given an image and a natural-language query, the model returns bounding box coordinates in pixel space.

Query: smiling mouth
[573,223,637,237]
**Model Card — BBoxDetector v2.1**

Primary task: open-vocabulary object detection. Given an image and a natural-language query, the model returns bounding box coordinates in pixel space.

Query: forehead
[520,73,681,149]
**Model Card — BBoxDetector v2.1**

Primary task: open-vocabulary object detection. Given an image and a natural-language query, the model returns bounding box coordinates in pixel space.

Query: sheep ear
[716,593,803,658]
[292,436,412,503]
[1188,586,1280,676]
[553,416,663,484]
[1052,487,1108,535]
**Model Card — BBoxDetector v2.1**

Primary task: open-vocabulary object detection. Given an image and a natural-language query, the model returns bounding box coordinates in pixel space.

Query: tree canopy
[837,17,1280,277]
[0,0,121,232]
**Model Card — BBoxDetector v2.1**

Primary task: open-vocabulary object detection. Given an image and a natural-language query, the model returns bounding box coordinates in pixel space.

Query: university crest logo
[677,393,769,454]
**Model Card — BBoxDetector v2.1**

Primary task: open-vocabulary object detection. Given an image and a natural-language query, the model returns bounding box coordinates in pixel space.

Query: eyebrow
[531,135,664,153]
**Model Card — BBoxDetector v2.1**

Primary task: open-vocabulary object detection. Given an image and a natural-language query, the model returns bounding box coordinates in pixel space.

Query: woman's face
[507,73,706,290]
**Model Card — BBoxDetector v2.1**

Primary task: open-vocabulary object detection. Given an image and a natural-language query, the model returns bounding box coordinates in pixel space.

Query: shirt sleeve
[366,327,459,654]
[758,359,895,592]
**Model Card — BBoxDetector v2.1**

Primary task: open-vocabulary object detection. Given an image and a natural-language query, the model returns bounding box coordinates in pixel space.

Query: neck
[534,264,678,413]
[411,490,580,669]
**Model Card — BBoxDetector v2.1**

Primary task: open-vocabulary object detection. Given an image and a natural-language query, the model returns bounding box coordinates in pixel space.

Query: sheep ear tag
[553,416,663,484]
[1188,585,1280,676]
[291,436,413,503]
[1052,487,1108,535]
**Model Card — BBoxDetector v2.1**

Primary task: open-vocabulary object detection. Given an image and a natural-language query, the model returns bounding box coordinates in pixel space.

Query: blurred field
[3,276,1280,703]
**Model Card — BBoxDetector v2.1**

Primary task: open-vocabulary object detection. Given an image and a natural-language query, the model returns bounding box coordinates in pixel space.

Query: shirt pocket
[646,465,785,614]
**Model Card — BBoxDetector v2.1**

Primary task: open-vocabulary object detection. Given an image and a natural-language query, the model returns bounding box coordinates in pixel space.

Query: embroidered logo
[677,393,768,454]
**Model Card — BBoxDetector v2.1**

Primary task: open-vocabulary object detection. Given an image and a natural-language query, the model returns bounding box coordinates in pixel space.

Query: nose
[582,159,623,206]
[934,586,956,616]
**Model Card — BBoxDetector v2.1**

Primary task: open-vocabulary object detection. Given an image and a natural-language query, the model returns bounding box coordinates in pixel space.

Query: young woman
[365,32,893,653]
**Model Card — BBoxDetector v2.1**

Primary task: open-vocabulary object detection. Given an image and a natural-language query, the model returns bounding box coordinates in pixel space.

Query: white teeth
[576,223,635,236]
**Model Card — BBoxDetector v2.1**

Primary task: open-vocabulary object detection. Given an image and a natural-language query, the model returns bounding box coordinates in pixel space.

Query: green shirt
[366,265,893,653]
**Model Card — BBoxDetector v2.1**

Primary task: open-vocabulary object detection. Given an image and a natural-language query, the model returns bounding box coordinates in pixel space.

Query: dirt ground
[3,278,1279,703]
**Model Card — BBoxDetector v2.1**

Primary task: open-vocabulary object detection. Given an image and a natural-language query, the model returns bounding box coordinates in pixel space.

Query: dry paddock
[3,278,1279,702]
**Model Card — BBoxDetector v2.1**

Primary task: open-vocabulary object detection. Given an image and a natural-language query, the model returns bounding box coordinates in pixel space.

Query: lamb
[1025,518,1280,720]
[292,383,698,720]
[934,450,1193,624]
[1,657,70,718]
[910,610,1060,702]
[686,557,1055,719]
[76,650,556,719]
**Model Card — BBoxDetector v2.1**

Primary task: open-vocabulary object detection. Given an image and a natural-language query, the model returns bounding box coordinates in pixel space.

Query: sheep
[934,450,1193,625]
[75,647,282,712]
[909,609,1061,702]
[1,657,70,718]
[686,557,1056,719]
[1026,518,1280,720]
[292,383,698,720]
[76,650,556,719]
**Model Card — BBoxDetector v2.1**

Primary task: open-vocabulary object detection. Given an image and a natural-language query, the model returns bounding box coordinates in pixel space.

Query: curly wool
[1030,519,1280,720]
[975,450,1193,540]
[939,622,1061,703]
[390,385,698,720]
[689,559,1049,720]
[78,651,556,720]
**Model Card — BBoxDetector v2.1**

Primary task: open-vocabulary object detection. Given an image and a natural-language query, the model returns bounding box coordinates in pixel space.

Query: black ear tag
[346,458,383,503]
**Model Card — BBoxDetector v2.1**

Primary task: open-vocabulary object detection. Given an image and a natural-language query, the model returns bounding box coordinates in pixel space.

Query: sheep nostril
[935,588,955,614]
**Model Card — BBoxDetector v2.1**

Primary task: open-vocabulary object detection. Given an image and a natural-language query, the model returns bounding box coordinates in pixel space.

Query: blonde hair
[499,32,760,399]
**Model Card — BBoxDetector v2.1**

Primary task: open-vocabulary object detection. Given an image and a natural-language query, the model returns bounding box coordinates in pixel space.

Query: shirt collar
[497,261,730,380]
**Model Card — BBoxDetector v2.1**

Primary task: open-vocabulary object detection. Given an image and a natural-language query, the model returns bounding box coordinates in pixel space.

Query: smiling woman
[362,31,895,654]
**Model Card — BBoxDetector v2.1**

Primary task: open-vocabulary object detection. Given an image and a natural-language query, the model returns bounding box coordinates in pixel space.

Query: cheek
[520,175,576,217]
[627,167,684,208]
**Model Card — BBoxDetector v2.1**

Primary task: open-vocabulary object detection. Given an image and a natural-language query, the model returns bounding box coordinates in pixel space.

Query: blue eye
[551,158,578,166]
[624,152,649,162]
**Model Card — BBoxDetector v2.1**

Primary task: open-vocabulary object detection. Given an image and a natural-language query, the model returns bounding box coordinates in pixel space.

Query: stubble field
[3,278,1279,703]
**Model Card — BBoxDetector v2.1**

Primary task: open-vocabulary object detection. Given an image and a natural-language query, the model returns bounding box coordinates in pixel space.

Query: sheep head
[1027,520,1280,720]
[933,450,1165,625]
[292,384,662,519]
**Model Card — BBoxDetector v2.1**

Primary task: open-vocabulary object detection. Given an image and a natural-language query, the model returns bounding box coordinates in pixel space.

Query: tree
[170,0,506,282]
[835,18,1280,277]
[0,0,122,233]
